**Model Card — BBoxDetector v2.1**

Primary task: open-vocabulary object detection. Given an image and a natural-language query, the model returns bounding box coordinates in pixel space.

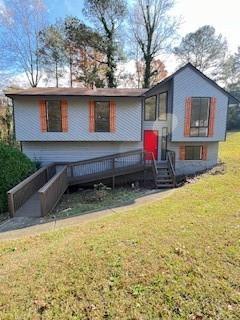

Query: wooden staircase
[155,164,175,188]
[151,151,177,189]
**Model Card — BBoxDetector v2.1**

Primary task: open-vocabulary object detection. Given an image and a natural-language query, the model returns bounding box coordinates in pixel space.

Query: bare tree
[0,0,47,87]
[130,0,179,88]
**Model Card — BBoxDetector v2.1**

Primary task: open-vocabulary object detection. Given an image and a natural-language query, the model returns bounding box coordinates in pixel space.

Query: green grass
[53,188,146,218]
[1,132,240,319]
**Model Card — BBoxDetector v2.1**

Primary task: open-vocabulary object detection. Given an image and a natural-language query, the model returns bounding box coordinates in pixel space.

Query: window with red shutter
[184,97,192,136]
[208,97,216,137]
[61,100,68,132]
[39,100,47,132]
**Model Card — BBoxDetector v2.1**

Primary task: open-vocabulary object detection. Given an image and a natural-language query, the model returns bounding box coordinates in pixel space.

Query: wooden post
[8,192,14,218]
[143,152,146,187]
[112,158,115,189]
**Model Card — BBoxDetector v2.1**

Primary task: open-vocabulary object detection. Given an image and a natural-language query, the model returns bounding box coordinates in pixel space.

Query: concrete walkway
[0,189,175,241]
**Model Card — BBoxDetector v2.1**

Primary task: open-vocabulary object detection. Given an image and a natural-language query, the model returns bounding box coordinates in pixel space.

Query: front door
[144,130,158,160]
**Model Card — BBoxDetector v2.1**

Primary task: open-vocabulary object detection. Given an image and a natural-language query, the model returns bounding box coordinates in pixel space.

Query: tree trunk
[69,55,73,88]
[55,61,59,88]
[143,57,152,88]
[106,36,116,88]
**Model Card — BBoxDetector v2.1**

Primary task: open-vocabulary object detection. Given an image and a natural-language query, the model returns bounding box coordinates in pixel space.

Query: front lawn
[0,132,240,319]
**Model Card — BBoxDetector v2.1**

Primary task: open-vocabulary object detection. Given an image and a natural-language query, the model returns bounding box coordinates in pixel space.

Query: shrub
[0,143,36,213]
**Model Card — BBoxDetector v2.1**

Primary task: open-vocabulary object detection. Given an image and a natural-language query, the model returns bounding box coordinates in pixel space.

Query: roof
[229,91,240,105]
[144,63,240,104]
[5,87,148,98]
[5,63,240,104]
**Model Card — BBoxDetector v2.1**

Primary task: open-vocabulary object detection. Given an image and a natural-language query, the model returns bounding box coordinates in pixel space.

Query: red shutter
[89,101,95,132]
[208,97,216,137]
[184,97,192,137]
[39,100,47,132]
[61,100,68,132]
[179,145,185,160]
[110,101,116,132]
[202,145,208,160]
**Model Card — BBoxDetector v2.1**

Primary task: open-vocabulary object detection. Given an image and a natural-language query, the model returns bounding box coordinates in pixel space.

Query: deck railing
[64,149,145,185]
[7,164,56,217]
[39,166,68,217]
[7,149,172,218]
[166,150,176,186]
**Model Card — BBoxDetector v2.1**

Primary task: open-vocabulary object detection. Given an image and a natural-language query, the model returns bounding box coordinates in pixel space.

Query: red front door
[144,130,158,160]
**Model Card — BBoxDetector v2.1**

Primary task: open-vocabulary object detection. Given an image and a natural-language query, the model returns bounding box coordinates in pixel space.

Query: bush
[0,143,36,213]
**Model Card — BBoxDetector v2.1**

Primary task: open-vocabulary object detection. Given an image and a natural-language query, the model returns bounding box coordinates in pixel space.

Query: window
[144,96,156,121]
[159,92,168,120]
[190,97,210,137]
[46,100,62,132]
[95,101,110,132]
[185,146,202,160]
[161,127,168,160]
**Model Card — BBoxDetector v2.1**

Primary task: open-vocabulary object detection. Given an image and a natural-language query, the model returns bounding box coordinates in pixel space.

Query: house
[6,63,237,175]
[6,63,238,217]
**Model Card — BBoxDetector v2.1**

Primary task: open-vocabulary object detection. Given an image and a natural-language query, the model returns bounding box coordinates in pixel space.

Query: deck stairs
[155,163,175,188]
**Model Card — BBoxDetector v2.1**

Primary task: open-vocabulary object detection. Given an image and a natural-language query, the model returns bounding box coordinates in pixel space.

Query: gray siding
[168,141,219,175]
[143,82,172,160]
[22,141,143,165]
[15,96,142,142]
[172,67,228,142]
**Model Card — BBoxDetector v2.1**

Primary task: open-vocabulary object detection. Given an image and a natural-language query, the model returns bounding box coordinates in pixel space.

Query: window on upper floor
[190,97,210,137]
[46,100,62,132]
[95,101,110,132]
[159,92,168,120]
[144,96,157,121]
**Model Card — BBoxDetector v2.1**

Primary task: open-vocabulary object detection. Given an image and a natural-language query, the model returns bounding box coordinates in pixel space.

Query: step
[157,175,171,179]
[156,179,173,183]
[155,184,175,188]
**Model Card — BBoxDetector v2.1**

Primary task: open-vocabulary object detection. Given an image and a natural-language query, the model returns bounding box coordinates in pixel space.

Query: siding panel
[22,141,143,165]
[15,96,142,142]
[172,67,228,142]
[168,141,219,175]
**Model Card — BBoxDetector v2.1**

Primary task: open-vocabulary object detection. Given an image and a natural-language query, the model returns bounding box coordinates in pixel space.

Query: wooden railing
[39,166,68,217]
[66,149,145,182]
[147,152,158,180]
[166,150,176,187]
[7,149,176,218]
[7,164,56,217]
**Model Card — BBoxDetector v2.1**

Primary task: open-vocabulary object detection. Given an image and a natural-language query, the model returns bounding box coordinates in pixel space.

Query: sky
[0,0,240,88]
[45,0,240,53]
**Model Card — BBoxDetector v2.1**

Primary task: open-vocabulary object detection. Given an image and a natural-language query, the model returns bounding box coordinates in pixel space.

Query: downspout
[10,97,16,145]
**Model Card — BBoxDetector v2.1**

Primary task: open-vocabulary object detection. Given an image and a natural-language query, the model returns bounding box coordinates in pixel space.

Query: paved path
[0,189,175,241]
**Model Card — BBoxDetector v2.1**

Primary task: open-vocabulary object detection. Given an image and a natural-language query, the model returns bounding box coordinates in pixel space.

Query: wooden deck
[7,149,176,218]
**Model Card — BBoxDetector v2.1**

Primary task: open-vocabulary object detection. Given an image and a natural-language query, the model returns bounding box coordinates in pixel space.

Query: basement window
[185,146,202,160]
